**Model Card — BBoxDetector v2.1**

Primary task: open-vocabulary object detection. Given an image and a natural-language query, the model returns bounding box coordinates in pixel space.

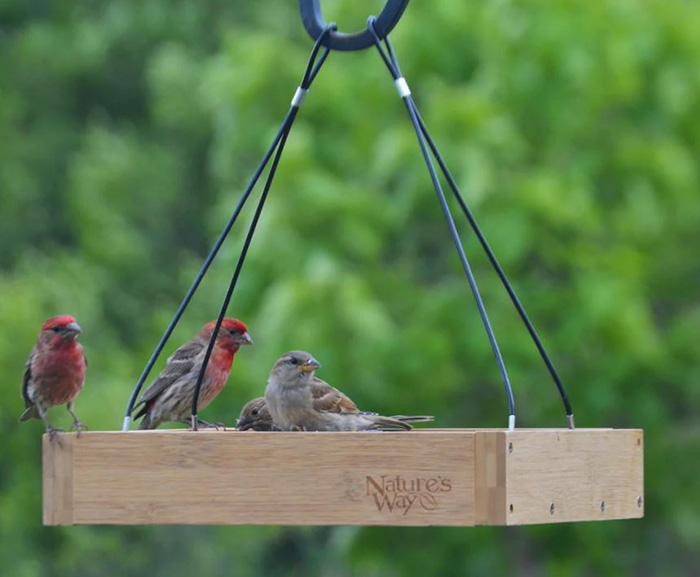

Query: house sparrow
[236,397,276,431]
[264,351,434,431]
[237,395,433,431]
[20,315,87,439]
[134,318,252,429]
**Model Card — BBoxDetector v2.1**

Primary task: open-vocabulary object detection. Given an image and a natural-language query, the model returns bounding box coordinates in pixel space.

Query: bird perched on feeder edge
[263,351,434,432]
[236,397,276,431]
[237,394,434,432]
[134,318,252,430]
[19,315,87,440]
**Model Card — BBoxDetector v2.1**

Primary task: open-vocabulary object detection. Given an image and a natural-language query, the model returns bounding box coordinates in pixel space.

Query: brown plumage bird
[237,395,433,432]
[134,318,252,430]
[263,351,434,432]
[236,397,276,431]
[20,315,87,439]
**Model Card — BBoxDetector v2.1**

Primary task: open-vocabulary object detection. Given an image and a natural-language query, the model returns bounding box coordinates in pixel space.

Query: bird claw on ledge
[70,420,88,437]
[47,427,64,445]
[191,420,228,431]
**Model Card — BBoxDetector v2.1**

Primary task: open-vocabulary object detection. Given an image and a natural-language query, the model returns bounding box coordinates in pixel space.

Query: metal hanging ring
[299,0,409,52]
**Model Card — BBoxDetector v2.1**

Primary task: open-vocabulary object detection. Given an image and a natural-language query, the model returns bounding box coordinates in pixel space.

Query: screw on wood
[637,496,643,508]
[508,442,513,454]
[549,502,555,515]
[600,500,605,513]
[509,504,514,513]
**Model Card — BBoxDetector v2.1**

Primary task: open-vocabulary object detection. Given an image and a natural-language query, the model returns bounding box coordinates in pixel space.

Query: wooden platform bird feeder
[41,0,646,528]
[43,428,643,526]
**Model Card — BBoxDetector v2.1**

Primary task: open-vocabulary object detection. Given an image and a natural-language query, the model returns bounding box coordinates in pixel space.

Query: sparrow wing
[134,338,205,410]
[21,347,36,408]
[310,378,360,415]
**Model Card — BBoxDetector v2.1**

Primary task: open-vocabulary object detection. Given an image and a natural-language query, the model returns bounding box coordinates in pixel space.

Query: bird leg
[178,418,228,431]
[38,406,63,444]
[197,419,228,430]
[67,402,87,437]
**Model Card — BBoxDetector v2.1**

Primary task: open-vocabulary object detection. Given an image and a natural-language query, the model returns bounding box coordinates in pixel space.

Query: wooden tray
[43,428,644,526]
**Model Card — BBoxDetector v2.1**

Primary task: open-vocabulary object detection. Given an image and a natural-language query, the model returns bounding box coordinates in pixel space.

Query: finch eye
[289,357,299,366]
[251,408,259,416]
[51,326,62,332]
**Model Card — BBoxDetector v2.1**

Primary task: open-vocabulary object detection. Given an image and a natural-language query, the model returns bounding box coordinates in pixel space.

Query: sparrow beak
[64,322,82,336]
[238,332,253,345]
[301,357,321,372]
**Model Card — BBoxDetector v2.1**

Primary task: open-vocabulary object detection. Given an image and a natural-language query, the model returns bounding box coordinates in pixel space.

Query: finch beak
[239,332,253,345]
[301,357,321,372]
[65,322,82,336]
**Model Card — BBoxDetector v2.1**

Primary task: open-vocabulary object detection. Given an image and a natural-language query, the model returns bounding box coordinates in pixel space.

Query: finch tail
[366,416,413,431]
[133,405,147,421]
[19,405,40,422]
[390,415,434,425]
[137,412,158,430]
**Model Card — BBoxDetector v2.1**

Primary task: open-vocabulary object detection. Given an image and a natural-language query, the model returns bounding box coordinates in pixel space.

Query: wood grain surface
[42,429,643,526]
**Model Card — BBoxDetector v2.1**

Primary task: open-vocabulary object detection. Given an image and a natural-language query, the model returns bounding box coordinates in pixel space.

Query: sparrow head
[270,351,321,386]
[40,315,82,345]
[201,318,253,351]
[236,397,274,431]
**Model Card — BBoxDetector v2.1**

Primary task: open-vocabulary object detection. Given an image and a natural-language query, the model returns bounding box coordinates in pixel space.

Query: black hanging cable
[123,25,335,431]
[412,107,574,428]
[382,31,574,429]
[189,27,335,430]
[190,124,292,430]
[367,19,516,429]
[302,28,334,87]
[122,112,293,430]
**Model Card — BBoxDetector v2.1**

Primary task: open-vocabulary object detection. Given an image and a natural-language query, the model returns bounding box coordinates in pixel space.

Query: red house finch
[20,315,87,439]
[134,318,252,430]
[263,351,434,432]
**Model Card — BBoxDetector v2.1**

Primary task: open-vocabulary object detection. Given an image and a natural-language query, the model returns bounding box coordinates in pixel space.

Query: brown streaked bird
[237,395,433,432]
[263,351,434,432]
[134,318,252,430]
[236,397,276,431]
[20,315,87,440]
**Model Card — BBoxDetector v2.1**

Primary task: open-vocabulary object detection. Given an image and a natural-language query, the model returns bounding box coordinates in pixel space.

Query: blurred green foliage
[1,0,699,575]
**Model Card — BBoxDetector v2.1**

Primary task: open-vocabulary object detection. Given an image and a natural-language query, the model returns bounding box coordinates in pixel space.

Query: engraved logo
[366,475,452,515]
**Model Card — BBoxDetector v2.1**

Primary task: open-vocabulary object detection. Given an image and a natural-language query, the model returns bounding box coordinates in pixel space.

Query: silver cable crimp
[291,87,308,108]
[394,77,411,98]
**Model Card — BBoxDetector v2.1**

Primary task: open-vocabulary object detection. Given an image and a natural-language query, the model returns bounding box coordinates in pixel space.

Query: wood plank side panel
[474,431,507,525]
[43,434,75,526]
[505,430,644,525]
[70,431,476,526]
[42,429,644,526]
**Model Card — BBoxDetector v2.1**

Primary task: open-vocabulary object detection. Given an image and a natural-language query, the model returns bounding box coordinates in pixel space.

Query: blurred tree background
[1,0,699,574]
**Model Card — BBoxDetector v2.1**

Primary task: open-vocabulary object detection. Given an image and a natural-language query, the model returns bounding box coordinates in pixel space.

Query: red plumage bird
[20,315,87,439]
[134,318,252,430]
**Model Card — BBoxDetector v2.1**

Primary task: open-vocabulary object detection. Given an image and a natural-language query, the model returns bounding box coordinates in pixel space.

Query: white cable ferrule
[395,77,411,98]
[122,416,131,432]
[291,87,308,108]
[508,414,516,431]
[567,414,575,430]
